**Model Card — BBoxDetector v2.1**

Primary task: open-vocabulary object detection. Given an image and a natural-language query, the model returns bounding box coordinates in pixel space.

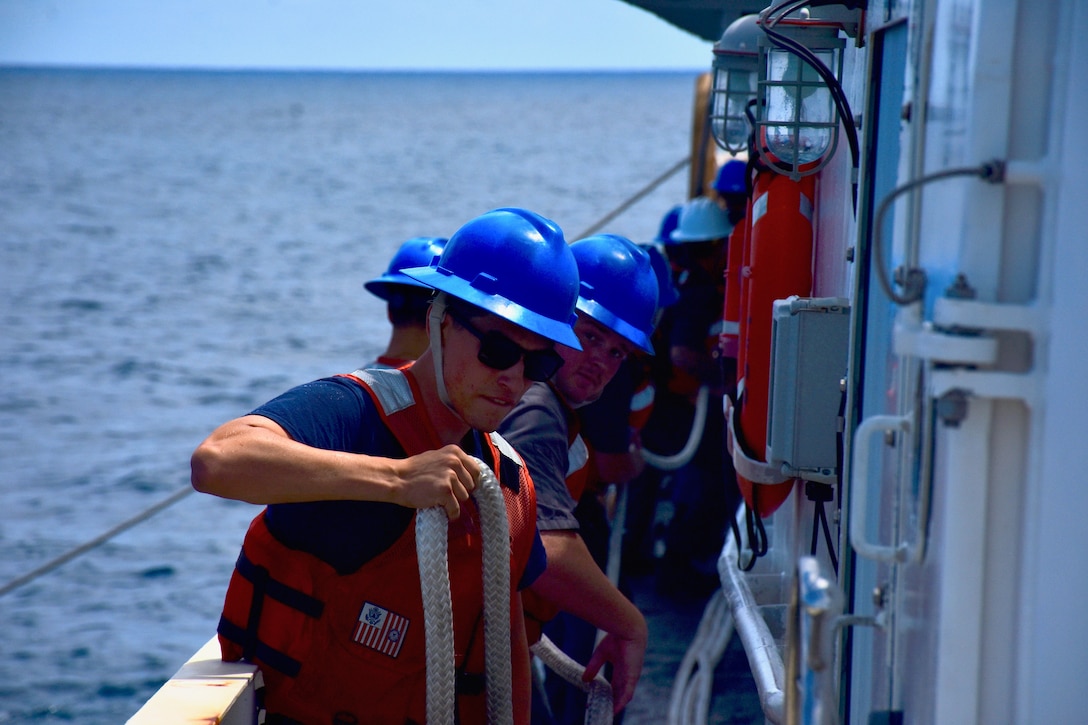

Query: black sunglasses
[447,309,564,382]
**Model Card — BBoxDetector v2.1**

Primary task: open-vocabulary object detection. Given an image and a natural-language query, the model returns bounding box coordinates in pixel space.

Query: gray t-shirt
[498,381,580,532]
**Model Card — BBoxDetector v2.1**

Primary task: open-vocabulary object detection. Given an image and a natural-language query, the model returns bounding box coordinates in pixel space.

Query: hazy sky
[0,0,714,71]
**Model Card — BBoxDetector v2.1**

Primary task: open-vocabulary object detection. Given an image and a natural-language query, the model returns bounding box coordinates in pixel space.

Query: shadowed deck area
[621,572,764,724]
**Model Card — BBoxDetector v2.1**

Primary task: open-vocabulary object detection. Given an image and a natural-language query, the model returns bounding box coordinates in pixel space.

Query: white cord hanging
[641,386,710,471]
[417,456,513,725]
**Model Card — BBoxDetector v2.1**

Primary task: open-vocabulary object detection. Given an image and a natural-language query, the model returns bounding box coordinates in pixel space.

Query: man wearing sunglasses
[192,208,582,725]
[498,234,660,720]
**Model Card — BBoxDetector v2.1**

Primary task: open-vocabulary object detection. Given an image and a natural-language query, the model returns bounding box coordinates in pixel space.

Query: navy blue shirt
[252,375,546,586]
[670,265,724,353]
[579,358,639,455]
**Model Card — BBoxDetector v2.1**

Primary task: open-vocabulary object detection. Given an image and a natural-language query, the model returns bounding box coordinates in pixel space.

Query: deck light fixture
[710,14,761,155]
[755,14,846,179]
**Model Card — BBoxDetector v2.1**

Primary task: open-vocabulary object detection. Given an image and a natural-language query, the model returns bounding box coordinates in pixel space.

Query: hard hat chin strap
[427,292,463,422]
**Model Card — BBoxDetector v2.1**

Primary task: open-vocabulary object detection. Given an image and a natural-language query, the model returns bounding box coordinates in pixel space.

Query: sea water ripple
[0,67,696,722]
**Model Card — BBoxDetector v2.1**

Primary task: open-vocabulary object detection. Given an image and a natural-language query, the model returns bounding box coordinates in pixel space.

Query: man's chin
[464,405,510,433]
[568,387,604,408]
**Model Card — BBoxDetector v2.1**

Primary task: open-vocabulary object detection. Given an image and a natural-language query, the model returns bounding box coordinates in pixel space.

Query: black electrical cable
[871,160,1005,305]
[807,482,839,574]
[766,0,812,23]
[733,502,768,572]
[729,511,757,572]
[757,0,861,210]
[762,26,859,171]
[727,395,769,571]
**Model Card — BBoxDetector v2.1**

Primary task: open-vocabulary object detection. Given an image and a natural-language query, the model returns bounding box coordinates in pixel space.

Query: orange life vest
[217,368,536,725]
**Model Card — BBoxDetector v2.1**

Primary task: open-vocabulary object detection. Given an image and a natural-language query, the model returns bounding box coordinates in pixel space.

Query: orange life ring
[733,170,816,517]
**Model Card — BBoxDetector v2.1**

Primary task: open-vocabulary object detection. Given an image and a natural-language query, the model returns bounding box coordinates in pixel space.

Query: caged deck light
[709,14,761,155]
[755,13,846,179]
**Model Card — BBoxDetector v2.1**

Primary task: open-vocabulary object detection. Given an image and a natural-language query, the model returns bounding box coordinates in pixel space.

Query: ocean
[0,67,703,722]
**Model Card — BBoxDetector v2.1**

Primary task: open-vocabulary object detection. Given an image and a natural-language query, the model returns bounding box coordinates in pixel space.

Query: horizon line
[0,61,708,75]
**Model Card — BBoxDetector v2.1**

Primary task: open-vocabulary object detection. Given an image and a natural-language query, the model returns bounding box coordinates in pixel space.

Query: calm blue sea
[0,67,698,722]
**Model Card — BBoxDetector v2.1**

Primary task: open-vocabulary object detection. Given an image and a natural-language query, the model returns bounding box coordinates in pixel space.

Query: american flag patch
[353,601,410,658]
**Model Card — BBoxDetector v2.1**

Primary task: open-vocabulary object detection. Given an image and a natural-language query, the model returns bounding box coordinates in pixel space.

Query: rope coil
[416,456,513,725]
[530,635,614,725]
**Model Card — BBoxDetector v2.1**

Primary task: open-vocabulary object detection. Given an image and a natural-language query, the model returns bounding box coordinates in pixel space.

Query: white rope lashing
[416,455,513,725]
[641,385,710,471]
[530,635,614,725]
[666,589,734,725]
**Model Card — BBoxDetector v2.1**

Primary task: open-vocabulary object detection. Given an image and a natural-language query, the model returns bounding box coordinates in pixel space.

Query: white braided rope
[666,588,734,725]
[417,455,513,725]
[530,634,614,725]
[641,385,709,471]
[472,457,514,725]
[417,506,455,725]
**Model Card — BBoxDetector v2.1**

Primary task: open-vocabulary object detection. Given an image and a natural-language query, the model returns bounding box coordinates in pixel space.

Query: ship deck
[622,571,764,724]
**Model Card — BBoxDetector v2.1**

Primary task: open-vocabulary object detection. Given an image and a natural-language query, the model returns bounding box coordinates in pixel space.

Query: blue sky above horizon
[0,0,715,71]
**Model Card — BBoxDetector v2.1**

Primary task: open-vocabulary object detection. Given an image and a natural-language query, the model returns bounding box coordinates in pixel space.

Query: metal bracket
[892,316,997,365]
[895,296,1042,407]
[932,296,1042,334]
[725,396,793,485]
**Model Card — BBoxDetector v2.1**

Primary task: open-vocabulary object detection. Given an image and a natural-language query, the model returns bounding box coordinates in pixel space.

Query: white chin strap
[427,292,459,416]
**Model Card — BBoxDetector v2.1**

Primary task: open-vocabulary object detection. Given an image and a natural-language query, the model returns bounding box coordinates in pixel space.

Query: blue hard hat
[640,243,679,310]
[655,205,683,245]
[364,236,447,301]
[670,197,733,243]
[713,159,748,196]
[570,234,658,354]
[401,208,582,349]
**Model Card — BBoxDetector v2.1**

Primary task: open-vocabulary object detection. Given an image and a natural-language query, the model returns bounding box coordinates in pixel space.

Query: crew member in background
[621,206,694,578]
[659,196,740,595]
[711,158,750,228]
[552,242,678,721]
[191,208,583,725]
[499,234,659,722]
[362,235,447,369]
[580,243,679,492]
[655,203,685,288]
[594,243,681,581]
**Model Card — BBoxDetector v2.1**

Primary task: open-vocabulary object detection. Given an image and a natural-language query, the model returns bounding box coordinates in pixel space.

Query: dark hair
[387,288,435,327]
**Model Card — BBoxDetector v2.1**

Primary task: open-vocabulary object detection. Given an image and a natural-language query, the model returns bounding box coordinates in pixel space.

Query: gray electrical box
[765,296,851,483]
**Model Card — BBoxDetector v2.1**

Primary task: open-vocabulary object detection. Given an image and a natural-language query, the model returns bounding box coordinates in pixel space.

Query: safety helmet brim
[364,236,447,301]
[401,265,583,350]
[669,197,734,243]
[569,234,659,355]
[668,227,734,243]
[575,299,654,354]
[363,276,432,301]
